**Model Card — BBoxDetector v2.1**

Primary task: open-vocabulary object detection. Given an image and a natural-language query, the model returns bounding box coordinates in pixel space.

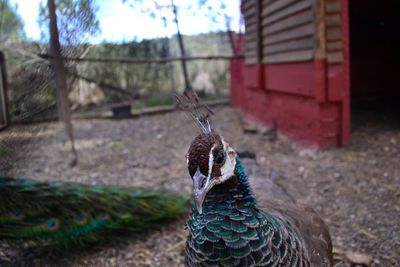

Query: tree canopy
[0,0,25,44]
[39,0,100,45]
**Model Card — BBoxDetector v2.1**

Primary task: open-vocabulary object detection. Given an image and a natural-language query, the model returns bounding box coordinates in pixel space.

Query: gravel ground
[1,106,399,266]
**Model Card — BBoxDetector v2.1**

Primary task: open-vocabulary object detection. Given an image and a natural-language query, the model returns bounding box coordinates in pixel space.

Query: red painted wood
[230,0,352,148]
[230,59,346,147]
[263,62,315,96]
[243,89,322,147]
[235,33,244,55]
[318,103,341,147]
[244,64,264,89]
[314,59,327,102]
[230,33,245,108]
[327,64,345,101]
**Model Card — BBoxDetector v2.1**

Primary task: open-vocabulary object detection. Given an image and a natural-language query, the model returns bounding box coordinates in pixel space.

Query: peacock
[0,176,188,249]
[177,92,333,267]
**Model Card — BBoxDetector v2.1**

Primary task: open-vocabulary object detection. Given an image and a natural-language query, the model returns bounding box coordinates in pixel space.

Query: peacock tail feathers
[0,176,189,248]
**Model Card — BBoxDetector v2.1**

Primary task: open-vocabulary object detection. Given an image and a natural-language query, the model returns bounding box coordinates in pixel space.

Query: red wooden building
[230,0,400,148]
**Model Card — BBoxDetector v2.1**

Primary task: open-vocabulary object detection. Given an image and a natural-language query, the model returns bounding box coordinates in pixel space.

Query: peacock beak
[193,168,215,214]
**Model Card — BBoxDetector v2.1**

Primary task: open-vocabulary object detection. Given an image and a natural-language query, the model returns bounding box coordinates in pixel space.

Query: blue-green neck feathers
[186,157,312,266]
[233,157,256,205]
[193,157,256,215]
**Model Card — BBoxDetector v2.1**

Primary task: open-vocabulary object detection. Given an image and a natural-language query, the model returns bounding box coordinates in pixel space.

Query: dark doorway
[349,0,400,128]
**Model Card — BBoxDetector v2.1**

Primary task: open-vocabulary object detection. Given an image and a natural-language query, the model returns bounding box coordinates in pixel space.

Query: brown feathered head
[176,92,237,214]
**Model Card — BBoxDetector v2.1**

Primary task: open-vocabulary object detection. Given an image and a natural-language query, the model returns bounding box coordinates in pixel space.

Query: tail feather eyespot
[46,218,60,231]
[74,213,88,224]
[14,210,24,219]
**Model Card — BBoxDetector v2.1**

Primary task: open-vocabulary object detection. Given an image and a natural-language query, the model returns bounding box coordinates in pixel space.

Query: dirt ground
[1,106,399,267]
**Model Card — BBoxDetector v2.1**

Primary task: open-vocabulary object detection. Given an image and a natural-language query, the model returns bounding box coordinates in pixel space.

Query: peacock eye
[214,150,225,165]
[46,218,59,231]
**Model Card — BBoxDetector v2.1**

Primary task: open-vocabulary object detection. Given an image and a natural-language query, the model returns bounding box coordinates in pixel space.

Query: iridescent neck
[233,157,256,205]
[201,157,256,207]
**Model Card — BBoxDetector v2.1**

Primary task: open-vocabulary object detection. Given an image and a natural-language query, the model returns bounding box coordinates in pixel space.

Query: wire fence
[6,39,237,123]
[0,1,241,176]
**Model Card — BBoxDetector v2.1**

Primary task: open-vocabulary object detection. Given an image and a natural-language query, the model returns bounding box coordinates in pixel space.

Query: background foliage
[0,0,233,122]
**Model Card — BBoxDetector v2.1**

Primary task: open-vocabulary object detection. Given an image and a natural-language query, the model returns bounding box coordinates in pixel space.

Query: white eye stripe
[208,144,216,179]
[208,136,227,175]
[219,136,227,176]
[220,136,227,152]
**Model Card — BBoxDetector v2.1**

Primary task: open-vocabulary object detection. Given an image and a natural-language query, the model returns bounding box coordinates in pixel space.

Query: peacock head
[176,91,238,214]
[186,131,237,214]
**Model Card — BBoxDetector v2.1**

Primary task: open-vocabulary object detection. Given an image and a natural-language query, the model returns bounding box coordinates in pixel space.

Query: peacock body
[185,156,329,266]
[0,176,188,248]
[177,92,332,267]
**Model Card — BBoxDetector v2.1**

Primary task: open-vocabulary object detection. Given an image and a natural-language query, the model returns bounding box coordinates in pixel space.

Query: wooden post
[314,0,327,60]
[0,52,9,130]
[48,0,77,166]
[255,0,262,64]
[314,0,328,102]
[255,0,265,90]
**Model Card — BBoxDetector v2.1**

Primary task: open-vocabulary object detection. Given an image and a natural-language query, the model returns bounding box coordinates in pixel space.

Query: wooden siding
[261,0,314,63]
[325,0,343,63]
[243,0,345,64]
[243,0,260,64]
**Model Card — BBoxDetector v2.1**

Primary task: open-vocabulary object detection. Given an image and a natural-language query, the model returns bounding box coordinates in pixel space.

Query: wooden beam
[245,57,258,65]
[262,0,312,26]
[245,39,258,50]
[325,2,341,13]
[13,99,230,123]
[262,23,314,45]
[255,0,263,64]
[261,0,275,7]
[262,49,313,63]
[243,0,256,13]
[262,0,298,17]
[71,73,140,99]
[327,51,343,63]
[245,13,257,26]
[263,38,314,55]
[262,9,313,35]
[327,40,343,51]
[325,14,341,26]
[39,54,243,64]
[245,23,258,33]
[244,5,257,17]
[314,0,326,60]
[327,28,342,41]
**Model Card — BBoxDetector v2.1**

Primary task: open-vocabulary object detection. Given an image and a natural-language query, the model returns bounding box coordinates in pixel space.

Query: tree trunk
[48,0,77,166]
[224,14,236,55]
[171,0,192,92]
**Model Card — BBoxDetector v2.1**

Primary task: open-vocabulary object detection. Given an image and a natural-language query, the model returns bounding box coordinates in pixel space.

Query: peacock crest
[175,91,214,134]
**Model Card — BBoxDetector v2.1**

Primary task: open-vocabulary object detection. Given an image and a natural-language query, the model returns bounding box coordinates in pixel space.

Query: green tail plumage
[0,177,189,248]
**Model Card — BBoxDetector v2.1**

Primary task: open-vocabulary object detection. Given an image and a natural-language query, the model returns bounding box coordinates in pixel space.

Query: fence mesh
[0,2,233,176]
